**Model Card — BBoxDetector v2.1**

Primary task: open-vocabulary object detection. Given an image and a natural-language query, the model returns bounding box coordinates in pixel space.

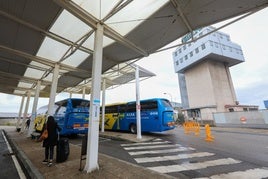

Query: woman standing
[42,116,61,167]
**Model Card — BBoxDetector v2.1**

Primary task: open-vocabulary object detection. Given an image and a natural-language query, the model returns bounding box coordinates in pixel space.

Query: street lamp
[163,92,173,102]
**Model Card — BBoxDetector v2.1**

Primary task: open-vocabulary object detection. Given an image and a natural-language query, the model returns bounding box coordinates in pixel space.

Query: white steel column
[21,90,31,132]
[16,95,25,129]
[101,78,106,133]
[69,92,72,98]
[84,23,103,173]
[28,80,41,137]
[135,66,142,139]
[82,86,86,99]
[47,64,60,116]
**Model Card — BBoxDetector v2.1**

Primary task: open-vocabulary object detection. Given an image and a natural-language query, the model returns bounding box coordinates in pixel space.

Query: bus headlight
[167,122,175,127]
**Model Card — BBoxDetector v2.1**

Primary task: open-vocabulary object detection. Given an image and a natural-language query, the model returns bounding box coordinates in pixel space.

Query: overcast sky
[0,8,268,113]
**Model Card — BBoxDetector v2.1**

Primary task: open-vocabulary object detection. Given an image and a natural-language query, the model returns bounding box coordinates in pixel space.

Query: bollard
[194,122,200,136]
[183,122,189,134]
[205,124,214,142]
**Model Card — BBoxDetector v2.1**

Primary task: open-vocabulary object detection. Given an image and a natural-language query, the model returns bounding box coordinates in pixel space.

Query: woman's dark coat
[42,116,60,147]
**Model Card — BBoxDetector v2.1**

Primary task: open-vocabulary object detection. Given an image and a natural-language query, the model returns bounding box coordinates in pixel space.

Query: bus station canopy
[0,0,267,97]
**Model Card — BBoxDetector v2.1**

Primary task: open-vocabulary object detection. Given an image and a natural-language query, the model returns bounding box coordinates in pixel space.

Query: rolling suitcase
[56,137,69,163]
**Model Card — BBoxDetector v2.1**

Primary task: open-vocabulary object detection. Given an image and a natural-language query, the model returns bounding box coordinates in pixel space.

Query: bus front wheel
[130,124,137,134]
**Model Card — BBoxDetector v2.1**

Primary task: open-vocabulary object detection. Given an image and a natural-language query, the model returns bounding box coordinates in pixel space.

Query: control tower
[172,26,245,122]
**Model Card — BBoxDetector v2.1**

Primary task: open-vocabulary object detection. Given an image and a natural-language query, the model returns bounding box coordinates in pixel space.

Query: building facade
[172,26,256,123]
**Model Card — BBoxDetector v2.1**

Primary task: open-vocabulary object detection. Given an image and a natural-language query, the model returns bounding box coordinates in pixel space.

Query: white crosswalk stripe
[194,168,268,179]
[121,141,171,147]
[134,152,214,163]
[121,139,263,178]
[123,144,181,150]
[153,138,163,141]
[148,158,241,173]
[128,146,195,156]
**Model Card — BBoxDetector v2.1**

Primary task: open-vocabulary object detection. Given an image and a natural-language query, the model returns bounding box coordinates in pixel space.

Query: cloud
[235,81,268,109]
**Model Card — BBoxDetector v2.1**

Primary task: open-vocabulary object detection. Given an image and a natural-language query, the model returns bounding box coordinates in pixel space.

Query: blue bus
[101,98,175,133]
[34,98,90,135]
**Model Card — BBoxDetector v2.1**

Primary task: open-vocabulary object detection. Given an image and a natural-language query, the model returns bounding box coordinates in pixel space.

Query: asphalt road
[97,127,268,178]
[0,128,25,179]
[161,127,268,167]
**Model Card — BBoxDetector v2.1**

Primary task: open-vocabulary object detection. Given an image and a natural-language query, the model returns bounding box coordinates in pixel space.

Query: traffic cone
[205,124,214,142]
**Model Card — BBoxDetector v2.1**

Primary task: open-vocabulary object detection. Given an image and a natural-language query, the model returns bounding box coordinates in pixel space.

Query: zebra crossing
[120,138,268,178]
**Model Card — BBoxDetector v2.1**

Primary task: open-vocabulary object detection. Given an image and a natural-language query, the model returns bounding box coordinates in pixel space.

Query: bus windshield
[161,99,172,107]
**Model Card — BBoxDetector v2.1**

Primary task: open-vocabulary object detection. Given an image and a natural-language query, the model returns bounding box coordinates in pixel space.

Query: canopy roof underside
[0,0,267,97]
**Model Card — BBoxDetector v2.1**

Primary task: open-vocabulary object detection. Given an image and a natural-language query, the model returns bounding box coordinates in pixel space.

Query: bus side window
[118,105,126,113]
[106,105,118,113]
[126,103,136,112]
[141,101,158,112]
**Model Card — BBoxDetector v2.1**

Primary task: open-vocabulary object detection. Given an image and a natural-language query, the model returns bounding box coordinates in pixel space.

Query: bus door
[104,105,121,130]
[125,102,137,132]
[108,105,125,130]
[114,106,120,130]
[117,105,126,130]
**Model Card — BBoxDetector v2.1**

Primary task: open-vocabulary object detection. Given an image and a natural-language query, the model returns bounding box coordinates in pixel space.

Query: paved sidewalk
[3,126,175,179]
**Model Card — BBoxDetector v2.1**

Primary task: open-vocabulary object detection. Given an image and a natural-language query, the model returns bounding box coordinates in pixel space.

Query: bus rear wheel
[130,124,137,134]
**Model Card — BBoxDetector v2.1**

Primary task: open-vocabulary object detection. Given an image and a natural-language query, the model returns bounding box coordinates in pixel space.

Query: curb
[99,132,156,143]
[3,130,44,179]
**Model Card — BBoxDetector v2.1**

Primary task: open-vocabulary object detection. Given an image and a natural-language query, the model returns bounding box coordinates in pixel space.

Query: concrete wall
[178,73,189,108]
[185,61,215,107]
[185,60,236,112]
[200,108,217,121]
[209,61,236,112]
[213,110,268,128]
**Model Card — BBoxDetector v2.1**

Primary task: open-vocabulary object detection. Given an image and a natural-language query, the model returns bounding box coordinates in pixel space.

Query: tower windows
[201,44,206,50]
[190,51,193,57]
[195,48,199,54]
[210,41,213,46]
